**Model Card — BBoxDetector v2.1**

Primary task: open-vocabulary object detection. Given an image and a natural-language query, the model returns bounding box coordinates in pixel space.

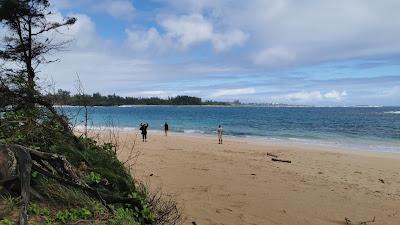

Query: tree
[0,0,76,136]
[0,0,76,102]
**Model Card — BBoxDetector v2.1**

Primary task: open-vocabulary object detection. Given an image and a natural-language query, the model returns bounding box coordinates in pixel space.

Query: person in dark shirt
[139,123,149,142]
[164,122,169,136]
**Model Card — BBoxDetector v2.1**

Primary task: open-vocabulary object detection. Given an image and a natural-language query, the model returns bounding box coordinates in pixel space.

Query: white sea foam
[54,105,81,108]
[183,129,205,134]
[384,111,400,114]
[73,125,137,132]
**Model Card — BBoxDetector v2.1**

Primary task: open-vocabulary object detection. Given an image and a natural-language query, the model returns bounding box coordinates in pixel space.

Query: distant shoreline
[55,104,399,108]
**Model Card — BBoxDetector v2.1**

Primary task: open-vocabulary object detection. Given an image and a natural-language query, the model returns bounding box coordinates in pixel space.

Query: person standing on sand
[217,125,224,144]
[164,122,169,136]
[140,123,149,142]
[139,123,144,141]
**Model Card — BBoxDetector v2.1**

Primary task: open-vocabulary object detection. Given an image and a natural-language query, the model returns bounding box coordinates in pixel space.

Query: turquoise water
[60,106,400,153]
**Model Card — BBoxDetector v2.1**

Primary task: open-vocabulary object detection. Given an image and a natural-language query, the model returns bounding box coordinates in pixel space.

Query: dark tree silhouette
[0,0,77,136]
[0,0,75,102]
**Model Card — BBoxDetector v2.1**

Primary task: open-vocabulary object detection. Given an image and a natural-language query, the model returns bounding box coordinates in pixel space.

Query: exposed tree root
[0,144,143,225]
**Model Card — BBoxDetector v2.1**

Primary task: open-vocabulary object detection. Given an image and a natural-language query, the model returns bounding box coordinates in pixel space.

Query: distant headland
[48,89,237,106]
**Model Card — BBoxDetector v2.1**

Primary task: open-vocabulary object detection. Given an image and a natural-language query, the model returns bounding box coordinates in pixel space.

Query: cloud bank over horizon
[34,0,400,105]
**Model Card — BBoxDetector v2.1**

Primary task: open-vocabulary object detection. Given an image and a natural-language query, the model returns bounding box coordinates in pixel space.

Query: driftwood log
[0,144,142,225]
[266,152,278,158]
[271,158,291,163]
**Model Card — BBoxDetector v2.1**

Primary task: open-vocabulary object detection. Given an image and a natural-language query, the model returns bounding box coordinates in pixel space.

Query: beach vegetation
[0,0,181,224]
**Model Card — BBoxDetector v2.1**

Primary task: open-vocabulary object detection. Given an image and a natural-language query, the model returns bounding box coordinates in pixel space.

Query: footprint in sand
[168,148,183,151]
[191,186,209,192]
[215,208,233,214]
[192,167,210,171]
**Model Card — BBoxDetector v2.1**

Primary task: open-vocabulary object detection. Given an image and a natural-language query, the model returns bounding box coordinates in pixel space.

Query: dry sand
[112,132,400,225]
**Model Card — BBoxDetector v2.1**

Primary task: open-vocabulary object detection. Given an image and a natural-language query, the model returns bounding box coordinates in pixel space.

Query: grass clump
[0,194,19,219]
[0,219,13,225]
[36,177,94,207]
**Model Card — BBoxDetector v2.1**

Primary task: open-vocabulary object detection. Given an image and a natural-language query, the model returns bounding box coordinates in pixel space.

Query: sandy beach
[112,132,400,225]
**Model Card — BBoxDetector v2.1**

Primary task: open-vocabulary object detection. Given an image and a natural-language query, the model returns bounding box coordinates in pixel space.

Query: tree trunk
[1,145,32,225]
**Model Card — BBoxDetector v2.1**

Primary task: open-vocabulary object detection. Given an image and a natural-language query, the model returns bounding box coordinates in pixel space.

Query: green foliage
[29,207,94,225]
[87,172,102,184]
[0,219,13,225]
[0,110,76,151]
[55,208,92,224]
[128,192,155,224]
[76,137,136,194]
[44,218,53,225]
[108,208,140,225]
[31,171,39,178]
[28,203,50,217]
[27,201,108,224]
[86,201,107,218]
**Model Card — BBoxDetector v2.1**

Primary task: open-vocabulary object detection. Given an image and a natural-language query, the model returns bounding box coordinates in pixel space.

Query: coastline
[109,132,400,225]
[80,125,400,155]
[65,105,400,155]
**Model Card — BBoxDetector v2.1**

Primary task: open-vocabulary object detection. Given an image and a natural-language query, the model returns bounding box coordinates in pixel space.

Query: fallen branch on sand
[266,152,278,158]
[271,158,291,163]
[267,152,292,163]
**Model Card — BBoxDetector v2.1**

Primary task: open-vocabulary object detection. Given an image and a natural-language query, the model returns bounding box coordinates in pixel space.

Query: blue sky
[37,0,400,106]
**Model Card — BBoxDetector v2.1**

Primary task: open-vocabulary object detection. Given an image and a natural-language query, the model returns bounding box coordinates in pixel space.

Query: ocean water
[59,106,400,153]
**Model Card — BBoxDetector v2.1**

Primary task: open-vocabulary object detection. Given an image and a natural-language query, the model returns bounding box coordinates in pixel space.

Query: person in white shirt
[217,125,224,144]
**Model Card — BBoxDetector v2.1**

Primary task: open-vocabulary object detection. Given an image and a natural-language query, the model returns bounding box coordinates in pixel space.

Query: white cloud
[65,14,97,48]
[285,90,347,102]
[40,11,97,50]
[286,91,323,102]
[96,0,135,20]
[164,0,400,67]
[212,29,248,52]
[253,46,296,66]
[41,49,242,95]
[161,14,213,49]
[140,90,167,96]
[210,88,256,97]
[125,28,168,54]
[380,86,400,97]
[122,13,247,52]
[324,90,348,100]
